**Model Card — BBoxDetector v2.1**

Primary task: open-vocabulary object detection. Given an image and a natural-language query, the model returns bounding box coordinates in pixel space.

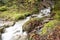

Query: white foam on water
[2,17,30,40]
[37,7,51,18]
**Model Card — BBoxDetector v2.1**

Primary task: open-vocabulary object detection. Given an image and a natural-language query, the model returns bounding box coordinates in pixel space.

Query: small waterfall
[1,17,30,40]
[38,7,51,17]
[1,7,51,40]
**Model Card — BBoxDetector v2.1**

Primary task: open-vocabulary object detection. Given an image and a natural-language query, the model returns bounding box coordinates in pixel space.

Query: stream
[1,7,51,40]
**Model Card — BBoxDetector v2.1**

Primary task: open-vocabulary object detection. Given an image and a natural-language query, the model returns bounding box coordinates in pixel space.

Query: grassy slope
[0,0,39,21]
[0,5,38,21]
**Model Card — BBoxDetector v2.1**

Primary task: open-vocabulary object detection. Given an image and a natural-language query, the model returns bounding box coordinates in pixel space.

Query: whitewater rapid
[1,7,51,40]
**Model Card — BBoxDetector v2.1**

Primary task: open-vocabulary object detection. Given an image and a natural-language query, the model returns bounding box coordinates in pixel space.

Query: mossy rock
[40,20,59,35]
[22,18,43,33]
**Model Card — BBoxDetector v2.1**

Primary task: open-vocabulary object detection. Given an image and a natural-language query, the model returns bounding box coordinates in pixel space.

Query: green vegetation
[0,6,7,11]
[53,0,60,20]
[54,11,60,20]
[0,0,41,21]
[22,17,43,32]
[40,20,58,35]
[0,10,32,21]
[54,0,60,10]
[36,0,60,39]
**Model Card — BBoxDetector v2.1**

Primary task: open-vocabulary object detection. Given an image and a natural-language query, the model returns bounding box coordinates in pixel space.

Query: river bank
[1,7,53,40]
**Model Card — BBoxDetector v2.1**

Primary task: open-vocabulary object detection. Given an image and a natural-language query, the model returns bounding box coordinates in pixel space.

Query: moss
[0,6,7,11]
[0,9,34,21]
[54,1,60,11]
[22,17,44,33]
[54,1,60,20]
[0,5,39,21]
[53,11,60,20]
[0,0,41,21]
[40,20,58,35]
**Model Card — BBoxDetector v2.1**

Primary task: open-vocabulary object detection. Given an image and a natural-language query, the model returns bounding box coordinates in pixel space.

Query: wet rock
[0,21,15,27]
[11,32,28,40]
[0,20,15,33]
[31,14,38,18]
[22,18,43,33]
[42,18,50,23]
[3,34,28,40]
[19,35,28,40]
[0,27,4,33]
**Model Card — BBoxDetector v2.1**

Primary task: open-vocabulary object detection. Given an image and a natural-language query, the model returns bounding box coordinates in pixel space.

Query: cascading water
[1,17,30,40]
[37,7,51,17]
[1,7,51,40]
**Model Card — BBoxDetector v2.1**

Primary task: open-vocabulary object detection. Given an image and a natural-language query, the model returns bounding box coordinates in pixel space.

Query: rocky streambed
[0,7,54,40]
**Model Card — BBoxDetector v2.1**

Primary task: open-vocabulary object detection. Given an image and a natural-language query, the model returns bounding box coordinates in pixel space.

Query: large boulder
[22,18,43,33]
[0,20,15,33]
